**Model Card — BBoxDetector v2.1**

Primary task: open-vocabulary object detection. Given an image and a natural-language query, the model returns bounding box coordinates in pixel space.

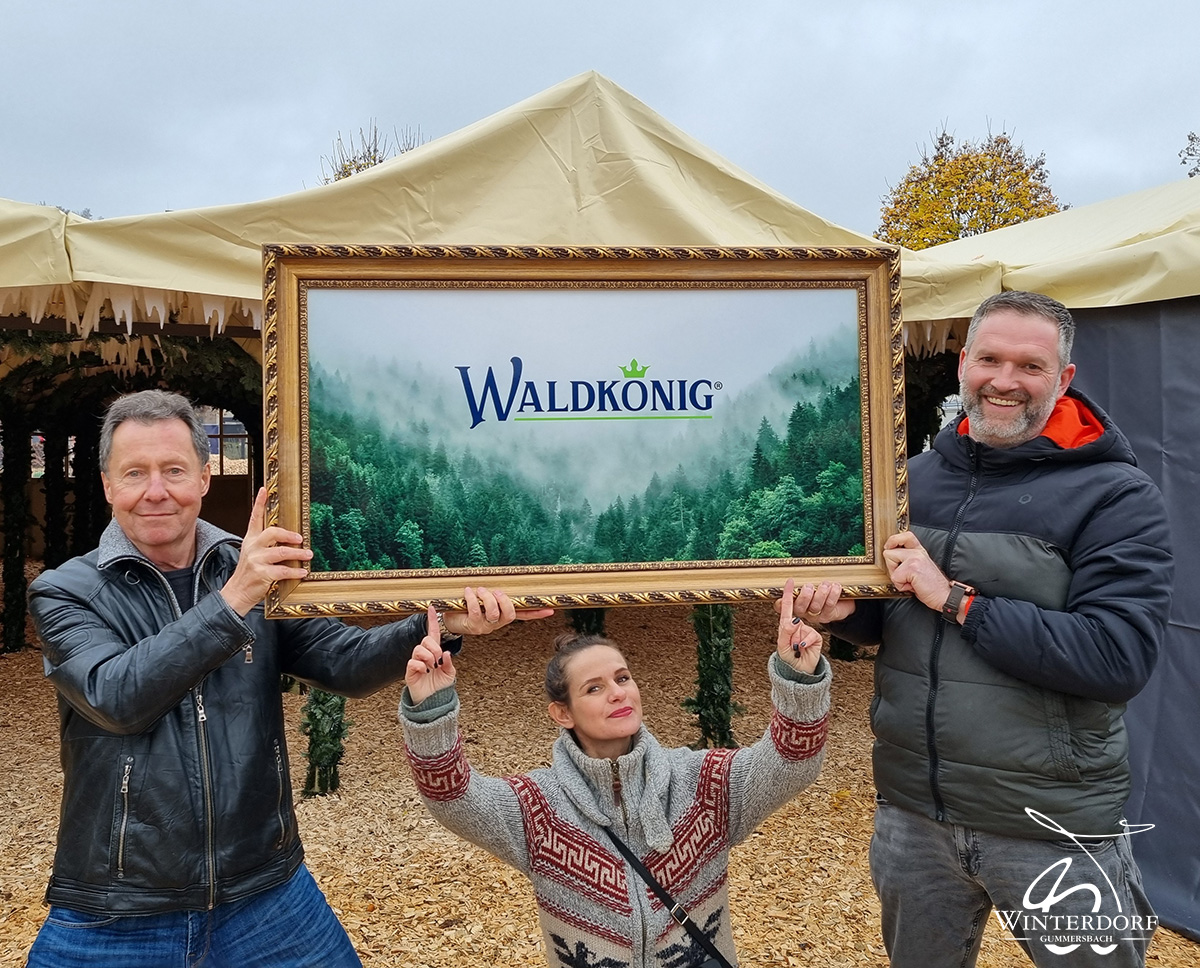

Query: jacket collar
[939,387,1135,471]
[956,391,1105,450]
[552,724,676,852]
[97,517,241,571]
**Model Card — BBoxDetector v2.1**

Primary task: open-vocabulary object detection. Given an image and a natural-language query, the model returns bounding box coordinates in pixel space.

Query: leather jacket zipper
[123,543,234,910]
[188,544,228,907]
[195,683,218,909]
[116,759,133,878]
[194,549,252,663]
[274,740,287,847]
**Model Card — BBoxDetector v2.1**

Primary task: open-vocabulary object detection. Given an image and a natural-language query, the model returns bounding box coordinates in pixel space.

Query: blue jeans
[26,864,361,968]
[871,801,1157,968]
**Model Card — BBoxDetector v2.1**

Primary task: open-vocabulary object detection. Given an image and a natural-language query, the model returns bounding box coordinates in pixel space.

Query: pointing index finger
[780,577,796,630]
[245,487,267,541]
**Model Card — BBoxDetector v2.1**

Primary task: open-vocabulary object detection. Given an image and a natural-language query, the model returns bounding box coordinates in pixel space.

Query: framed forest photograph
[261,244,907,617]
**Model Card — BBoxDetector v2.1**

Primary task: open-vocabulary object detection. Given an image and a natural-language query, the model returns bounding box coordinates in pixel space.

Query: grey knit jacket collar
[552,724,676,852]
[97,517,240,571]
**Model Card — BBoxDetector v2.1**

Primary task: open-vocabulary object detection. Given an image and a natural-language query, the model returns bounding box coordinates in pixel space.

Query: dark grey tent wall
[1071,295,1200,941]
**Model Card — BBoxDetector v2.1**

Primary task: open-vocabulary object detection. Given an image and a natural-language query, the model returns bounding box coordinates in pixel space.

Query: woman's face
[548,645,643,759]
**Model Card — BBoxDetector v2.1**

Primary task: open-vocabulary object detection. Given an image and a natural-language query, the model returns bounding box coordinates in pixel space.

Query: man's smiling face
[101,418,211,570]
[958,308,1076,448]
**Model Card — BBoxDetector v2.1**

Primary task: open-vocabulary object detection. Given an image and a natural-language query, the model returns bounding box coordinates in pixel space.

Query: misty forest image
[306,311,865,574]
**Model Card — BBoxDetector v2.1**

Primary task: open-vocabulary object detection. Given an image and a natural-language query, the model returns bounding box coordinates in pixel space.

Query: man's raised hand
[220,488,313,616]
[441,587,555,637]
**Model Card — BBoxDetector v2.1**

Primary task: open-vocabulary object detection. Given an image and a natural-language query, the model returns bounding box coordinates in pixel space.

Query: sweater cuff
[768,653,832,726]
[400,684,457,724]
[773,652,829,684]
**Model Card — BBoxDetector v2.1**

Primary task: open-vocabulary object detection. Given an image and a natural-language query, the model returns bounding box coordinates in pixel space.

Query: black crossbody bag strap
[603,827,734,968]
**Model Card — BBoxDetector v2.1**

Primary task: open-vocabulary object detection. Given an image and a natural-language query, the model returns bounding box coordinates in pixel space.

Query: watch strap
[432,611,464,654]
[941,581,975,621]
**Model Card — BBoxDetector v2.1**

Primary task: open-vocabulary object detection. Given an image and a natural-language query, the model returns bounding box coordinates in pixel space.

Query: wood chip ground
[2,601,1195,966]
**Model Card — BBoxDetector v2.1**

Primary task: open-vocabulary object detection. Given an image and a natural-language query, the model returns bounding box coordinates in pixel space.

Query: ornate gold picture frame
[261,244,906,617]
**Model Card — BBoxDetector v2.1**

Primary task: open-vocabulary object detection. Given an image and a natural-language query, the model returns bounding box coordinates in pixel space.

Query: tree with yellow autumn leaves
[878,126,1065,455]
[879,127,1063,249]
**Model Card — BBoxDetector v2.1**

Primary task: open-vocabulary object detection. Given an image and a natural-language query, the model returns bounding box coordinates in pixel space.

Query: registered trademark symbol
[714,381,723,390]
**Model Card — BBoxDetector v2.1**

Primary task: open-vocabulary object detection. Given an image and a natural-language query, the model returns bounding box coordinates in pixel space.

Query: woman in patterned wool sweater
[400,579,832,968]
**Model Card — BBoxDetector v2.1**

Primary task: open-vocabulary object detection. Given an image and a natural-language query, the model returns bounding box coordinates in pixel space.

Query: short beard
[960,380,1057,448]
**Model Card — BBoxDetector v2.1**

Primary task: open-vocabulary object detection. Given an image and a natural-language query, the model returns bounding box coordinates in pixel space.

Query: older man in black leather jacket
[25,389,548,968]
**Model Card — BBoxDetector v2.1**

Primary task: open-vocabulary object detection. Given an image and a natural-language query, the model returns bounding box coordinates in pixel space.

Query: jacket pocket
[1043,692,1082,782]
[111,755,135,879]
[273,738,289,848]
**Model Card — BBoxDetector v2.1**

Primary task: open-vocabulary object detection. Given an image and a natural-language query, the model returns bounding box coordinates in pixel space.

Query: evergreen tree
[446,519,470,568]
[336,509,371,570]
[468,537,489,568]
[748,442,775,492]
[394,519,424,568]
[754,416,783,463]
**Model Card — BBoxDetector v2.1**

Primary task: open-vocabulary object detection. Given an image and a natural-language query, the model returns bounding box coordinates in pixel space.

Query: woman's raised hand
[776,578,824,675]
[405,605,459,704]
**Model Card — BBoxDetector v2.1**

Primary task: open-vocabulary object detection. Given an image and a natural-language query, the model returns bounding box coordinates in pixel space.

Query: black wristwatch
[941,581,975,622]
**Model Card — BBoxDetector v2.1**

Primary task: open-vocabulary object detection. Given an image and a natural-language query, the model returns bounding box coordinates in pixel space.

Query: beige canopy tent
[0,198,253,376]
[0,72,990,350]
[0,199,86,324]
[893,176,1200,358]
[917,175,1200,307]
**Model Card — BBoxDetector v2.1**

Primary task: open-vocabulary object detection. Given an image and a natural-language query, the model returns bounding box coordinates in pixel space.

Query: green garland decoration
[298,688,353,797]
[683,603,744,748]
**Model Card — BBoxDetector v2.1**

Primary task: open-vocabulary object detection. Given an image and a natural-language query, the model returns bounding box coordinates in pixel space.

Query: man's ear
[1056,362,1076,398]
[101,472,114,506]
[547,701,574,730]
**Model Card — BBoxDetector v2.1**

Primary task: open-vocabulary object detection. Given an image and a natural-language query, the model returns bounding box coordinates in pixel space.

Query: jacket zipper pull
[610,760,630,829]
[243,643,254,664]
[121,762,132,793]
[196,692,208,723]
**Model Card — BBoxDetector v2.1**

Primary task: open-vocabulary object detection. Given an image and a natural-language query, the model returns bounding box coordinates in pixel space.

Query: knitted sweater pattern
[401,655,831,968]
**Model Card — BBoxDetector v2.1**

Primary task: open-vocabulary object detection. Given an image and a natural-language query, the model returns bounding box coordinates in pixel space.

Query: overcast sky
[4,1,1195,238]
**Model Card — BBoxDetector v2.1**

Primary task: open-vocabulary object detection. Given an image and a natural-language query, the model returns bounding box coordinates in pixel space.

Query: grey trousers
[870,801,1157,968]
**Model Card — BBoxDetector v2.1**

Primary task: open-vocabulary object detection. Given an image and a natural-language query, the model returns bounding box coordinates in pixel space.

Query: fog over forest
[310,323,858,511]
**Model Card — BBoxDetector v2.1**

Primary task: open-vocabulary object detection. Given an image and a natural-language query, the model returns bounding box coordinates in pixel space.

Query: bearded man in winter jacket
[795,291,1173,968]
[25,389,547,968]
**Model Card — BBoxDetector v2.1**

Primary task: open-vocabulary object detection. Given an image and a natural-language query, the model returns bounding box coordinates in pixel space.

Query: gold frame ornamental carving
[261,244,907,618]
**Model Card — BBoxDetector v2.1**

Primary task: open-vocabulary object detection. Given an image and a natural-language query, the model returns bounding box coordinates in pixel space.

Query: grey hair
[99,390,210,472]
[965,291,1075,369]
